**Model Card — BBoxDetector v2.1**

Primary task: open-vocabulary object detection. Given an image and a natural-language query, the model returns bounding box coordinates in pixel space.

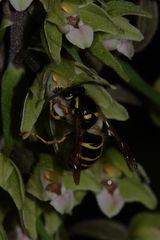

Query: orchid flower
[41,170,74,214]
[96,178,124,218]
[104,38,135,59]
[59,3,93,49]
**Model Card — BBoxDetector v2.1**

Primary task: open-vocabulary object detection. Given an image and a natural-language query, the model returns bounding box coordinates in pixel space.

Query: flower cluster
[38,148,157,218]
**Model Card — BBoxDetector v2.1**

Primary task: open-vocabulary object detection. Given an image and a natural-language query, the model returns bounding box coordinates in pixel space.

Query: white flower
[104,38,135,59]
[96,179,124,218]
[47,184,74,214]
[59,15,93,49]
[41,170,74,214]
[94,165,124,218]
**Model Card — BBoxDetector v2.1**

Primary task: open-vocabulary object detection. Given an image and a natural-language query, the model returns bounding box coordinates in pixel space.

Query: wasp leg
[31,132,71,145]
[49,99,69,120]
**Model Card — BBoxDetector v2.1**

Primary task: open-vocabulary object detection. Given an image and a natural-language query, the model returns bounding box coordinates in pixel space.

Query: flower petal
[96,188,124,218]
[48,189,74,214]
[117,40,134,59]
[103,39,119,51]
[104,37,135,59]
[8,225,29,240]
[65,24,93,49]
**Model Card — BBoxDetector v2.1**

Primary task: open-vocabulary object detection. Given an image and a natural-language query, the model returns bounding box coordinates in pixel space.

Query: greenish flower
[95,170,124,218]
[41,170,74,214]
[104,38,134,59]
[59,14,93,49]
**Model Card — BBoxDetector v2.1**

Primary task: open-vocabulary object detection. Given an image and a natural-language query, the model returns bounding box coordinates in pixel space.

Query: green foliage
[44,211,62,236]
[129,212,160,240]
[20,67,51,137]
[0,225,7,240]
[20,195,38,240]
[90,33,129,81]
[27,153,55,201]
[103,148,132,177]
[79,3,122,34]
[84,84,129,120]
[43,21,62,64]
[119,177,157,209]
[0,153,25,210]
[1,64,24,152]
[104,1,152,17]
[119,59,160,106]
[37,218,53,240]
[0,16,12,42]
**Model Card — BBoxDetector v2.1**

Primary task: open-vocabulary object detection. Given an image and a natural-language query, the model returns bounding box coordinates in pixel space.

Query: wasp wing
[104,119,137,171]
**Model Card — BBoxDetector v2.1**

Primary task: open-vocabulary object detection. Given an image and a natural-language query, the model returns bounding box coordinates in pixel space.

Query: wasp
[33,84,137,184]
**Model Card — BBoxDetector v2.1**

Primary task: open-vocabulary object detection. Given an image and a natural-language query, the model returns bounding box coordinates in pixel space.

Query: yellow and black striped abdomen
[80,131,103,169]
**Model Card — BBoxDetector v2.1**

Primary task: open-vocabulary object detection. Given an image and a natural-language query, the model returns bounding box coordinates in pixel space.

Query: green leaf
[44,21,62,64]
[130,212,160,229]
[0,16,13,42]
[0,225,7,240]
[119,59,160,106]
[0,16,13,30]
[90,33,129,82]
[79,3,122,34]
[62,0,84,4]
[84,84,129,120]
[52,59,76,83]
[112,16,144,41]
[9,0,33,11]
[20,195,37,240]
[75,62,113,87]
[105,1,151,17]
[103,99,129,120]
[27,154,55,201]
[0,153,25,210]
[129,212,160,240]
[84,83,111,108]
[103,148,132,177]
[119,177,157,210]
[63,169,100,192]
[130,226,160,240]
[63,43,82,63]
[74,191,86,206]
[39,0,56,11]
[20,67,52,138]
[20,93,44,138]
[44,211,62,235]
[37,218,52,240]
[1,64,24,152]
[46,8,65,26]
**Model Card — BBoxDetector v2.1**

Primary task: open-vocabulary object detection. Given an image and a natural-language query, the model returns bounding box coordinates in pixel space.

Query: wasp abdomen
[80,131,103,169]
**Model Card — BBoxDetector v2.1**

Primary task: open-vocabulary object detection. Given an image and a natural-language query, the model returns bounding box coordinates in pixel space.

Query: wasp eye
[63,92,73,100]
